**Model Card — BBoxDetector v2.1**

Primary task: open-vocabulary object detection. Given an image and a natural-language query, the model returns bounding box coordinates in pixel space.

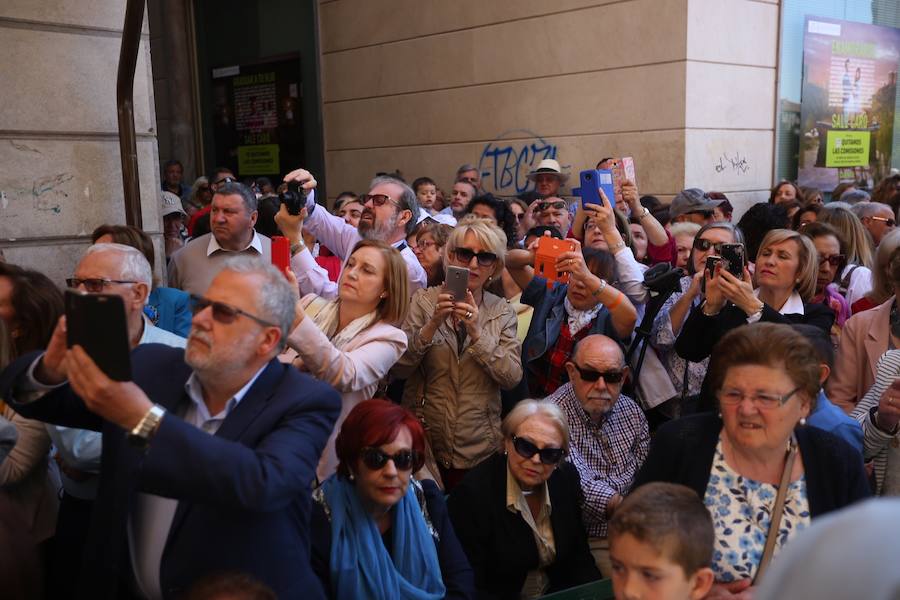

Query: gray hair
[219,255,296,344]
[501,399,570,452]
[368,176,420,235]
[81,243,152,290]
[214,181,258,214]
[851,201,893,220]
[839,189,871,205]
[456,163,477,176]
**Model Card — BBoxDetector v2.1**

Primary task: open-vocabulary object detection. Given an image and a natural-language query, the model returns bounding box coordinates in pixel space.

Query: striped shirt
[547,383,650,537]
[851,349,900,495]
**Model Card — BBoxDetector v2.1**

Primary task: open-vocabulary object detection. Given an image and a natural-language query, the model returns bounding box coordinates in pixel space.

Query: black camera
[279,182,304,216]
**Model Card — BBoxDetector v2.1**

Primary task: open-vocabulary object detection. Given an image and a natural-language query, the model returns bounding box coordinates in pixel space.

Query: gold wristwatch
[128,404,166,447]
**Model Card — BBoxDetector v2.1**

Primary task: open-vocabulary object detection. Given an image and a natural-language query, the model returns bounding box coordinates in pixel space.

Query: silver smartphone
[446,266,470,301]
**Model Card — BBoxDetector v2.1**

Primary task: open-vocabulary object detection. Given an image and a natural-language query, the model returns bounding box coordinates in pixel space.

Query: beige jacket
[393,286,523,470]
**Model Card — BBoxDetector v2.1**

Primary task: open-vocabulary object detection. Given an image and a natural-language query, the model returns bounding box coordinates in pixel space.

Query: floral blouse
[703,439,811,582]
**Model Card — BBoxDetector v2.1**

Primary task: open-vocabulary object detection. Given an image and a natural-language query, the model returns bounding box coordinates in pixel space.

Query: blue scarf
[323,476,446,600]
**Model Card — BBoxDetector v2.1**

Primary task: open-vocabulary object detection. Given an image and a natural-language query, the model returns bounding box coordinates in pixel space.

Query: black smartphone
[65,290,132,381]
[445,266,470,301]
[702,255,721,294]
[720,243,745,278]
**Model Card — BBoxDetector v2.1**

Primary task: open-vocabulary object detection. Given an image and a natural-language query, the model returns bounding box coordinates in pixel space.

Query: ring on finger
[465,311,473,320]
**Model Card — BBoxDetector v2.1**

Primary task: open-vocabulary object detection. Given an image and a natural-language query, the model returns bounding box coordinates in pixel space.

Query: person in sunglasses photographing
[545,334,650,578]
[448,399,601,599]
[310,399,474,600]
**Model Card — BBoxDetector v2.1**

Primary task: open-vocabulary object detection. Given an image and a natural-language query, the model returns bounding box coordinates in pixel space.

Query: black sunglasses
[572,364,625,383]
[453,247,498,267]
[360,447,417,471]
[693,238,726,252]
[66,278,138,293]
[512,436,565,465]
[189,295,277,329]
[538,201,567,212]
[818,254,846,267]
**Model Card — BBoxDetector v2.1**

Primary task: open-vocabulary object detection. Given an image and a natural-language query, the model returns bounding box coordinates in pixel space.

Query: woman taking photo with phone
[281,239,409,481]
[393,216,522,491]
[310,399,474,599]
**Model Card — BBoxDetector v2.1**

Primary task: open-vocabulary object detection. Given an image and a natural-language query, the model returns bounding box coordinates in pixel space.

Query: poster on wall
[210,57,304,179]
[798,16,899,192]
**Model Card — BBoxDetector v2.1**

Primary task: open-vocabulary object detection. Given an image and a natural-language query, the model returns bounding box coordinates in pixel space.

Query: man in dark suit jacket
[0,257,340,600]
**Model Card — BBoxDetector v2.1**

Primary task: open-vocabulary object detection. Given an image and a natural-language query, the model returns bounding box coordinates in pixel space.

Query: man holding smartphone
[0,257,340,599]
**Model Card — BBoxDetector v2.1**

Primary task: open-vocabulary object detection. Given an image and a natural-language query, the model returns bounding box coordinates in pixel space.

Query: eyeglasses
[452,247,498,267]
[360,447,418,471]
[717,387,801,409]
[213,176,236,186]
[66,278,138,293]
[512,436,565,465]
[871,216,897,227]
[513,213,526,222]
[818,254,846,267]
[693,238,726,252]
[189,295,278,329]
[538,201,567,212]
[572,364,625,384]
[362,194,400,208]
[416,240,439,251]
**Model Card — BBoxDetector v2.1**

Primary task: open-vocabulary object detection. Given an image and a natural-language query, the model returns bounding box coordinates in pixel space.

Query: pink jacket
[284,306,407,481]
[828,298,894,414]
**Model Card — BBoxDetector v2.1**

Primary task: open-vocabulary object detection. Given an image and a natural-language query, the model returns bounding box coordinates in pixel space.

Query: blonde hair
[501,399,570,452]
[444,214,508,278]
[347,240,409,325]
[818,205,874,268]
[756,229,818,302]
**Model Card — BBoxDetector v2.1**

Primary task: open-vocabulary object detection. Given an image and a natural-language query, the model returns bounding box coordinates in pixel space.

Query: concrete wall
[319,0,780,217]
[0,2,162,283]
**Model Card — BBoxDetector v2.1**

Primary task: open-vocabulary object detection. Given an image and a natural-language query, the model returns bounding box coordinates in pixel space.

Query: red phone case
[534,237,577,289]
[271,236,291,278]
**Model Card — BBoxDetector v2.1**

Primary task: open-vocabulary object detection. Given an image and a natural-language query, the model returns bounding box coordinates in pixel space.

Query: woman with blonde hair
[817,204,874,305]
[394,215,523,491]
[283,239,410,480]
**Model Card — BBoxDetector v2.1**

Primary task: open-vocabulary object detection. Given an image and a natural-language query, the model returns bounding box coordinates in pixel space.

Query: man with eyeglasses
[852,201,896,247]
[668,188,723,226]
[276,167,427,299]
[545,334,650,577]
[0,256,340,599]
[169,181,273,297]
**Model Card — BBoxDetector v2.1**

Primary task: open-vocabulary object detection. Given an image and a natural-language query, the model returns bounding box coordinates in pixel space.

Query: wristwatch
[128,404,166,447]
[637,207,651,219]
[290,241,306,257]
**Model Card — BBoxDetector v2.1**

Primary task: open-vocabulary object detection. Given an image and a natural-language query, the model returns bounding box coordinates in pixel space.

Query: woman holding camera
[393,216,522,491]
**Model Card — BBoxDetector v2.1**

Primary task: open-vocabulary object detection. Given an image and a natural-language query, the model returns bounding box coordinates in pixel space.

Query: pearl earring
[799,417,807,426]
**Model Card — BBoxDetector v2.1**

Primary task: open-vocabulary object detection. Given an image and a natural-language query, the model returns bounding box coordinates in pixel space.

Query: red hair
[334,399,426,477]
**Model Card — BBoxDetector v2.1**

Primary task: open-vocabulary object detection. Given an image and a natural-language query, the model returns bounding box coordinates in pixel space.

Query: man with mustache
[546,334,650,577]
[0,257,340,599]
[276,168,426,299]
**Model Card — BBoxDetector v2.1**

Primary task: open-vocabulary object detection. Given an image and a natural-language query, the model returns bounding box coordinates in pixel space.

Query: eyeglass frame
[571,363,625,384]
[692,238,728,253]
[359,447,418,471]
[870,215,897,227]
[450,246,498,268]
[66,278,139,293]
[511,435,566,465]
[817,253,846,268]
[189,294,278,329]
[716,386,802,410]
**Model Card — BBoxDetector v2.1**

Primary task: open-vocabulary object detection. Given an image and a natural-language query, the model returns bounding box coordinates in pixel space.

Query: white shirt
[746,288,804,324]
[129,364,266,600]
[206,230,264,256]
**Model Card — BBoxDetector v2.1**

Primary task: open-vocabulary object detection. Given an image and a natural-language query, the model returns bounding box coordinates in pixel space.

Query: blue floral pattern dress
[703,438,811,582]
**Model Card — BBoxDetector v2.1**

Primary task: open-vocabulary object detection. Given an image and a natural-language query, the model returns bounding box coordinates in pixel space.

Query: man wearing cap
[668,188,722,226]
[528,158,570,199]
[161,191,187,261]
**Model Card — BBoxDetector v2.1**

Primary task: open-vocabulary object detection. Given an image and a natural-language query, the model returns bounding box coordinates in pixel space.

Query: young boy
[412,176,438,214]
[608,482,714,600]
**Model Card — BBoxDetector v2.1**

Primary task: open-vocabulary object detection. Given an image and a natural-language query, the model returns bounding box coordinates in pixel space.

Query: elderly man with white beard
[276,168,427,299]
[545,334,650,578]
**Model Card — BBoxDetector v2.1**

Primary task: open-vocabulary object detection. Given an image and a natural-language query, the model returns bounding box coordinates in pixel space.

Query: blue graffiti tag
[478,130,558,195]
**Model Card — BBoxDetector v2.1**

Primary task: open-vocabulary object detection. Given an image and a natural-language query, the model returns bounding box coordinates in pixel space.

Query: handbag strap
[753,435,798,584]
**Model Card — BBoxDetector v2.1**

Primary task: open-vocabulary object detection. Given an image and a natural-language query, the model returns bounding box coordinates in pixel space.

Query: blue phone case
[578,169,616,210]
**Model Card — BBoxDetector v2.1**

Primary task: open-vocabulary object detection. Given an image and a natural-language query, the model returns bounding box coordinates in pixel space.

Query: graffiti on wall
[478,130,560,195]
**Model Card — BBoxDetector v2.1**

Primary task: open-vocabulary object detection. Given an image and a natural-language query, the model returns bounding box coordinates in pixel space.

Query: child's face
[610,534,712,600]
[416,184,437,209]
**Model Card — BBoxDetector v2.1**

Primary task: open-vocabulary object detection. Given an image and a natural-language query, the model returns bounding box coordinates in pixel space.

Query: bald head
[573,335,625,367]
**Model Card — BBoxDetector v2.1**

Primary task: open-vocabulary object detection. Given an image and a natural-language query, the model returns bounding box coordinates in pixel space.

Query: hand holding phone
[65,290,132,381]
[271,236,291,278]
[535,236,578,289]
[719,243,746,278]
[445,266,470,301]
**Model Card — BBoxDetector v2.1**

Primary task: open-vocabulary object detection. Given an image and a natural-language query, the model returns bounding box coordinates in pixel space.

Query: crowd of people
[2,156,900,600]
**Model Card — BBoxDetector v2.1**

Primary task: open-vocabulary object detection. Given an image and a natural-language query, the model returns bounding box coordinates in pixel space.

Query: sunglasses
[693,238,727,252]
[512,436,565,465]
[360,447,417,471]
[572,364,625,383]
[189,295,277,328]
[362,194,400,208]
[538,201,567,212]
[66,278,138,293]
[871,216,897,227]
[818,254,846,267]
[453,247,498,267]
[213,176,236,186]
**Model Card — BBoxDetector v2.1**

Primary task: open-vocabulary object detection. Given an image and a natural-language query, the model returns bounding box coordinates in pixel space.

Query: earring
[799,417,807,427]
[380,293,387,299]
[348,471,356,482]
